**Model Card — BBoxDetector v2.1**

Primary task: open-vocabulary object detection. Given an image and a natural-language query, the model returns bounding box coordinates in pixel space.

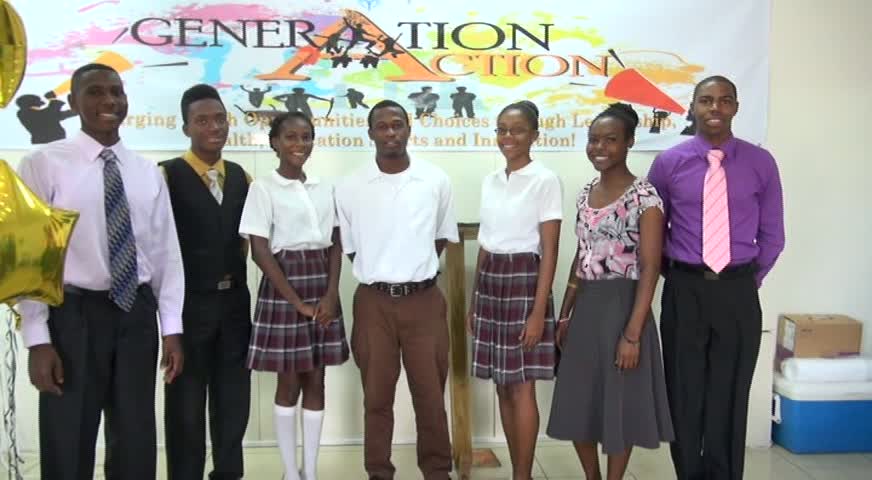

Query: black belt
[667,260,756,280]
[63,284,148,298]
[368,277,437,297]
[192,276,239,292]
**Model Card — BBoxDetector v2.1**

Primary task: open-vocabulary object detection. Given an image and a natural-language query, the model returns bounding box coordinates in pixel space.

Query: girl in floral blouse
[546,103,674,480]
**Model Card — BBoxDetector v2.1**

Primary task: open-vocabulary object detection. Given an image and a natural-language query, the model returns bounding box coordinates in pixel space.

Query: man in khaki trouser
[335,100,459,480]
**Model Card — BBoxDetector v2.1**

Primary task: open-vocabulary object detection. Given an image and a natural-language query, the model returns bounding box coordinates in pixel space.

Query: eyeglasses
[494,127,531,137]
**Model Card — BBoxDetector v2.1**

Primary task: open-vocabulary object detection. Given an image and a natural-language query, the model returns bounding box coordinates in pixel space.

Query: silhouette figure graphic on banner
[331,53,353,68]
[357,33,406,69]
[241,86,272,108]
[650,108,670,134]
[408,86,439,119]
[375,34,403,58]
[450,87,476,118]
[16,92,77,144]
[343,18,377,55]
[340,88,370,109]
[274,88,332,119]
[323,31,344,55]
[360,54,380,69]
[681,103,696,135]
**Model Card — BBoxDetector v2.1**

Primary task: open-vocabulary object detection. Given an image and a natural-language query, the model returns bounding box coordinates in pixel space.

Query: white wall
[1,0,870,455]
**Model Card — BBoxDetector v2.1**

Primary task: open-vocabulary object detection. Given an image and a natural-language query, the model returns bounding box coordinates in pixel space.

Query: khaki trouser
[351,284,452,480]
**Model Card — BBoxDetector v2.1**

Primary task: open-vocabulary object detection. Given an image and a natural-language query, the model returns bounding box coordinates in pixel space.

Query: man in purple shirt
[648,75,785,480]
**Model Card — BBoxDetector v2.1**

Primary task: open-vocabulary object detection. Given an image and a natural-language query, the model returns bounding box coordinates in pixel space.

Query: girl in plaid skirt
[468,101,563,479]
[239,112,349,480]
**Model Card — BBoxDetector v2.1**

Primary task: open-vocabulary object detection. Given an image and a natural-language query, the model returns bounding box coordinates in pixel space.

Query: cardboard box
[775,314,863,371]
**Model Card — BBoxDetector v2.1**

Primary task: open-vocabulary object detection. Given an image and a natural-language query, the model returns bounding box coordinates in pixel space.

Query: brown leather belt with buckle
[668,260,756,280]
[369,277,437,297]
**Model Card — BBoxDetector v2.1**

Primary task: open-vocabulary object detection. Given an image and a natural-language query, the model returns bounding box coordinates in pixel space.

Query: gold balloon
[0,1,27,109]
[0,159,78,307]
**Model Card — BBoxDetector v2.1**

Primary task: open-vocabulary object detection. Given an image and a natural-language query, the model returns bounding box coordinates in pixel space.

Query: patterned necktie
[206,168,223,204]
[101,148,139,311]
[702,149,731,273]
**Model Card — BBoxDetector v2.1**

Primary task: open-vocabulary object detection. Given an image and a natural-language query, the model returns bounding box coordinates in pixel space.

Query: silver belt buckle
[703,271,719,281]
[217,279,232,290]
[389,284,404,297]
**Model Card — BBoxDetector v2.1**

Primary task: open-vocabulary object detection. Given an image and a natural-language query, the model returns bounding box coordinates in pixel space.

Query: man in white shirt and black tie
[17,63,185,480]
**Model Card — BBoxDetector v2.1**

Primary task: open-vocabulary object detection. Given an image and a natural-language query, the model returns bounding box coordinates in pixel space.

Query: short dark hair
[268,112,316,153]
[70,63,118,95]
[498,100,540,131]
[693,75,738,102]
[367,100,409,129]
[180,84,225,124]
[591,102,639,139]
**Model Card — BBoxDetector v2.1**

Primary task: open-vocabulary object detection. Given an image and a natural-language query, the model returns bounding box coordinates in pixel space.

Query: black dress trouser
[164,286,252,480]
[660,265,762,480]
[40,286,159,480]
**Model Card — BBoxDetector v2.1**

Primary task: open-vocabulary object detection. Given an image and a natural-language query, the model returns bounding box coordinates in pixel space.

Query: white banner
[5,0,770,151]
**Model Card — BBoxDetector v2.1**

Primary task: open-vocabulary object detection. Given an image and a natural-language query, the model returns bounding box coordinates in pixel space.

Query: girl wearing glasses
[468,100,562,479]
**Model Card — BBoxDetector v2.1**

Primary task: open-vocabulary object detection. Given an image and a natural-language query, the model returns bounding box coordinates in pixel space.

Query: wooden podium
[444,222,500,479]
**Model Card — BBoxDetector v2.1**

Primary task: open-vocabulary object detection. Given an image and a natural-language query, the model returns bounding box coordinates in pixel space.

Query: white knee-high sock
[301,409,325,480]
[274,405,300,480]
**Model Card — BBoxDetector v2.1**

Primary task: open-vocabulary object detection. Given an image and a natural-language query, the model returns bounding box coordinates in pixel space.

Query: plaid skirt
[472,251,556,384]
[247,248,349,372]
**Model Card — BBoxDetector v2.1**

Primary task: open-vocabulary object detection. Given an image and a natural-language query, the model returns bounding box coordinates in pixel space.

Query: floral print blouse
[575,177,663,280]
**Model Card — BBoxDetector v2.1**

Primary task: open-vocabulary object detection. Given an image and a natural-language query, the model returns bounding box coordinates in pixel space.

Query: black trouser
[660,263,762,480]
[164,286,252,480]
[39,286,159,480]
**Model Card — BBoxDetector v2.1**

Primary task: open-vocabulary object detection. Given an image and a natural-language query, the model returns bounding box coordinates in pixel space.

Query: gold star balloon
[0,159,79,307]
[0,0,26,108]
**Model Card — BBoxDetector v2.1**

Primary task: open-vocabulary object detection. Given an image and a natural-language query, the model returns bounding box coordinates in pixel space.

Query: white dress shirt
[335,159,459,284]
[239,170,336,253]
[16,131,185,347]
[478,161,563,255]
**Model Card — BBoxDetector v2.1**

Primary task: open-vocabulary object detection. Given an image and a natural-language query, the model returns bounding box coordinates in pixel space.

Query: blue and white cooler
[772,357,872,453]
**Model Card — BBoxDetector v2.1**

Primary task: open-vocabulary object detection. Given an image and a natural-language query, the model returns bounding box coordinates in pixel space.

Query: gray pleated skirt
[546,278,674,454]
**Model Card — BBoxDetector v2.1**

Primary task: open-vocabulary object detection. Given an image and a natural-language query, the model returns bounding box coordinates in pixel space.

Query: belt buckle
[389,284,403,297]
[703,271,719,281]
[217,279,232,290]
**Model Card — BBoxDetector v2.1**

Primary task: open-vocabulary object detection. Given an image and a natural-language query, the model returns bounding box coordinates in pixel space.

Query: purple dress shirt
[647,135,785,286]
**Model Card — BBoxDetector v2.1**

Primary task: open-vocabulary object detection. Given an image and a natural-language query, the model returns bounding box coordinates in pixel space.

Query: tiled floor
[8,443,872,479]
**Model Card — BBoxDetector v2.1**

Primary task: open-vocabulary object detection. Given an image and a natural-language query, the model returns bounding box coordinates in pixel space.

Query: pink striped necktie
[702,149,731,273]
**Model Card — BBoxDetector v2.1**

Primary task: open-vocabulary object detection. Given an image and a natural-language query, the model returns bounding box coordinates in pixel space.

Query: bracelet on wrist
[558,316,571,324]
[622,332,640,345]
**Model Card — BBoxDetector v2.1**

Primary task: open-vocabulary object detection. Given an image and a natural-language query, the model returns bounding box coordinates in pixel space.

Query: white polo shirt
[335,159,459,284]
[478,161,563,255]
[239,170,336,253]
